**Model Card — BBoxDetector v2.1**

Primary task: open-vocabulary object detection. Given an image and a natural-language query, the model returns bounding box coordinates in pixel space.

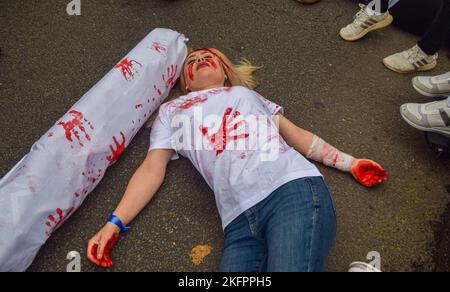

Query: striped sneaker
[400,98,450,137]
[383,45,438,74]
[339,4,393,42]
[412,71,450,98]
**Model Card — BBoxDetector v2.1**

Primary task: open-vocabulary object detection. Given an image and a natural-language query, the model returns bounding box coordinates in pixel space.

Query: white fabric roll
[0,28,188,272]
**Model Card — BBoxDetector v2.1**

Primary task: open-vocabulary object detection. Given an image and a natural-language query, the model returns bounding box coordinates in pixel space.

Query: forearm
[113,164,166,226]
[277,114,354,172]
[306,135,354,172]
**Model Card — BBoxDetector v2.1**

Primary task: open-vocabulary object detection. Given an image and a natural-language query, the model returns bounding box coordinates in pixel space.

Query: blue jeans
[219,177,337,272]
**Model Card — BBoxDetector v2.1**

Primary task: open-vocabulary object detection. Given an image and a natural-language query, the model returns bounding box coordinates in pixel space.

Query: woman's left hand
[351,159,388,188]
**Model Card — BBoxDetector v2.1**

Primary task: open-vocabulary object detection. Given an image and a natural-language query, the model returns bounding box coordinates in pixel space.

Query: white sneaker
[383,45,438,74]
[400,98,450,137]
[412,71,450,97]
[339,4,393,42]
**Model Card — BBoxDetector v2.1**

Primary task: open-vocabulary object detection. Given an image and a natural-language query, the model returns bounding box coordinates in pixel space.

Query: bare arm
[276,113,388,187]
[113,149,174,226]
[87,149,174,267]
[276,113,315,156]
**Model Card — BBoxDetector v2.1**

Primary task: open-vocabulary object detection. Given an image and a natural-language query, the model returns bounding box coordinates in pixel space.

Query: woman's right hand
[87,222,121,268]
[350,159,388,188]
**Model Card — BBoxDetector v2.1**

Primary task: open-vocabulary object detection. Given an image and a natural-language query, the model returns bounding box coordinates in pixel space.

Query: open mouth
[196,62,210,71]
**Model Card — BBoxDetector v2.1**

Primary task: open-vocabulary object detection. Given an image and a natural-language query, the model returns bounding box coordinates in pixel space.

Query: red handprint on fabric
[200,107,249,156]
[115,57,143,81]
[106,132,126,166]
[58,110,94,147]
[45,207,75,236]
[162,64,178,89]
[151,42,167,54]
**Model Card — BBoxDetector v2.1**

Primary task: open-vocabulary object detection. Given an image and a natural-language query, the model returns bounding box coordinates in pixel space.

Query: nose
[196,56,206,63]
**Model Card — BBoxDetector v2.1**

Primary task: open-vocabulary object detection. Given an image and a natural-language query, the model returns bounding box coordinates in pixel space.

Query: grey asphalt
[0,0,449,272]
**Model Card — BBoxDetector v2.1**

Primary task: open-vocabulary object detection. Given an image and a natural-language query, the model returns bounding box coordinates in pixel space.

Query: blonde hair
[145,48,261,128]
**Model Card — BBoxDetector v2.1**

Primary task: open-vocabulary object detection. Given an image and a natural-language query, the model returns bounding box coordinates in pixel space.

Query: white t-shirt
[149,86,322,229]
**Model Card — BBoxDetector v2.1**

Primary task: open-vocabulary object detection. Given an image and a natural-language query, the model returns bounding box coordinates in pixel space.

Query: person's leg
[390,0,442,36]
[418,0,450,55]
[260,177,337,272]
[219,213,267,272]
[373,0,390,14]
[340,1,393,41]
[383,0,450,74]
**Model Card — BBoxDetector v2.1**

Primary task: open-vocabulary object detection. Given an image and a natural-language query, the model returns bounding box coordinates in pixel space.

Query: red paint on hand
[90,233,119,268]
[352,160,388,188]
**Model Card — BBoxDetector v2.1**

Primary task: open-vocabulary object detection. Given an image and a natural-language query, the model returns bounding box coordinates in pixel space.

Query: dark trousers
[416,0,450,55]
[361,0,450,51]
[366,0,390,13]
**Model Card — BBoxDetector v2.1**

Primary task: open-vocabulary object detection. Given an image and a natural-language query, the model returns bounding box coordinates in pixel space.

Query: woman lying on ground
[87,48,388,272]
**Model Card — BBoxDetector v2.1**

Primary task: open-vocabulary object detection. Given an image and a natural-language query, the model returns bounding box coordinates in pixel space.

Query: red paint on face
[47,132,54,138]
[186,49,224,83]
[200,107,249,156]
[188,63,195,81]
[91,233,119,268]
[352,161,388,188]
[57,110,93,147]
[115,57,142,81]
[205,58,218,69]
[106,132,126,165]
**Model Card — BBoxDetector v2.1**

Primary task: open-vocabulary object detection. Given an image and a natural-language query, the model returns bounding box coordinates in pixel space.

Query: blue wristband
[108,214,131,233]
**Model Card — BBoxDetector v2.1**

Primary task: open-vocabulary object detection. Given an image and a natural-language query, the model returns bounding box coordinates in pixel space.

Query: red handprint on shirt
[200,107,249,156]
[179,95,208,110]
[115,57,142,81]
